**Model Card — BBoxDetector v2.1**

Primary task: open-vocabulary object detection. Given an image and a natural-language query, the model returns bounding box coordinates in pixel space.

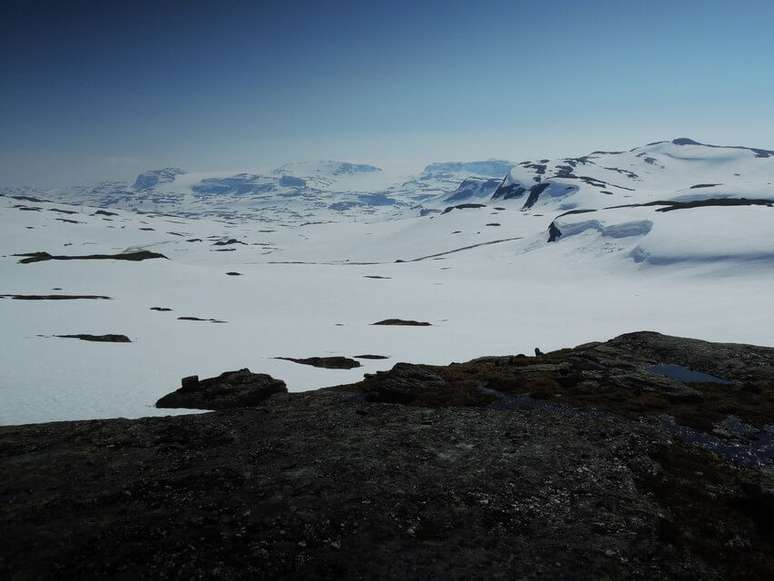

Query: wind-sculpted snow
[553,218,654,240]
[629,205,774,265]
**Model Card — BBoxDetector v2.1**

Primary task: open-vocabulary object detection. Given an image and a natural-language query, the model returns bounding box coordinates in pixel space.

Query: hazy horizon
[3,0,774,187]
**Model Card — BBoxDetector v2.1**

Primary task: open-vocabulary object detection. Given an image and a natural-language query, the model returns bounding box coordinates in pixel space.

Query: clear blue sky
[2,0,774,186]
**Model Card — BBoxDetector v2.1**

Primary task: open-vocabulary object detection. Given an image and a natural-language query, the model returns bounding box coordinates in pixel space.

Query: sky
[2,0,774,187]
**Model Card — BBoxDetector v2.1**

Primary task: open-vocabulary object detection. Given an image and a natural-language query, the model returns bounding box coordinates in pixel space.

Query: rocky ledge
[1,332,774,580]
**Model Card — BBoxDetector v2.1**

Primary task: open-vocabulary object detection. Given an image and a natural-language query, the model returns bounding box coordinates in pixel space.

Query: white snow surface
[2,138,774,425]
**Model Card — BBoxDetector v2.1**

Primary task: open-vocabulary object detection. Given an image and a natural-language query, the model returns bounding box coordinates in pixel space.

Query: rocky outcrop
[275,356,361,370]
[155,368,287,410]
[212,238,246,246]
[2,332,774,580]
[444,177,502,204]
[547,221,562,242]
[362,363,449,404]
[441,203,486,214]
[522,182,551,208]
[372,319,432,326]
[14,250,167,264]
[491,173,526,200]
[55,334,131,343]
[0,294,111,300]
[177,316,227,323]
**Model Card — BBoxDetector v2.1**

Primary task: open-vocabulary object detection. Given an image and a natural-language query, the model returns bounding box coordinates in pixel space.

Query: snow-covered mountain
[4,138,774,265]
[485,138,774,265]
[5,138,772,226]
[490,138,774,211]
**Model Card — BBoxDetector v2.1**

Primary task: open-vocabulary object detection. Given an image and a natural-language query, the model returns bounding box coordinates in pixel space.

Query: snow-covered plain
[2,138,774,425]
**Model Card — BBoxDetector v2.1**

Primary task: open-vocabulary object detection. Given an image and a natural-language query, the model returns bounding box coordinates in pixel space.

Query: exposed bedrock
[155,368,287,410]
[3,332,774,580]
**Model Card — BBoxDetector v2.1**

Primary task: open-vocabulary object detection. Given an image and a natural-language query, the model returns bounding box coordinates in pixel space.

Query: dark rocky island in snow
[2,332,774,580]
[275,356,362,369]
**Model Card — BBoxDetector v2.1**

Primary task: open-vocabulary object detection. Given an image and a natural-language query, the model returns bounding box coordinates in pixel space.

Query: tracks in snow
[266,236,523,266]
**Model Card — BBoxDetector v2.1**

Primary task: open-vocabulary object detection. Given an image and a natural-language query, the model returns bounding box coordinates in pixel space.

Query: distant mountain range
[2,139,773,231]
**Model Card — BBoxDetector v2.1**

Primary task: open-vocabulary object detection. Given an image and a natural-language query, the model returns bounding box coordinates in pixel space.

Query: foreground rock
[1,332,774,580]
[155,368,287,410]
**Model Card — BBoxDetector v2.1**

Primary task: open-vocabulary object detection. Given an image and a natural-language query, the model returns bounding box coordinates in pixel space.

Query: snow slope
[2,138,774,425]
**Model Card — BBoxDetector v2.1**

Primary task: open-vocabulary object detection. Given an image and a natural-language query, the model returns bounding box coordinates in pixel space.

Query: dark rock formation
[180,375,200,391]
[2,332,774,580]
[150,307,173,312]
[177,316,227,323]
[55,334,131,343]
[213,238,246,246]
[225,272,242,276]
[363,363,449,404]
[671,137,774,158]
[155,368,287,410]
[656,197,774,212]
[491,181,526,200]
[372,319,432,326]
[354,354,390,360]
[0,294,111,300]
[444,177,501,204]
[14,250,167,264]
[522,182,551,208]
[275,356,361,370]
[547,221,562,242]
[441,203,486,214]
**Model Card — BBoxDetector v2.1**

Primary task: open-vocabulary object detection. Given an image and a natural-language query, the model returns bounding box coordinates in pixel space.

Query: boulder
[363,363,447,404]
[156,368,286,410]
